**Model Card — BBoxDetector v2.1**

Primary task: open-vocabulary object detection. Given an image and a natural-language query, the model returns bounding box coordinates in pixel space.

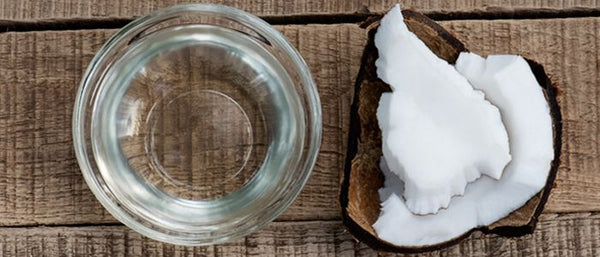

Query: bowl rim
[73,3,322,246]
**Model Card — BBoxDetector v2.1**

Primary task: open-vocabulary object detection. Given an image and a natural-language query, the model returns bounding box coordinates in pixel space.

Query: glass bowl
[73,4,321,246]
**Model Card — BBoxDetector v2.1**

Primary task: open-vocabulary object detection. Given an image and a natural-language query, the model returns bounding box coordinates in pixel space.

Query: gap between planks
[2,7,600,33]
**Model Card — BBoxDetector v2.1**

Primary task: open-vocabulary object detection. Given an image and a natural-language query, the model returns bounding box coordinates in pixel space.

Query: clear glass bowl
[73,4,321,246]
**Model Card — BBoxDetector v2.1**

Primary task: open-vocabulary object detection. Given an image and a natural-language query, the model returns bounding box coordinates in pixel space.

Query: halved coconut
[340,8,562,252]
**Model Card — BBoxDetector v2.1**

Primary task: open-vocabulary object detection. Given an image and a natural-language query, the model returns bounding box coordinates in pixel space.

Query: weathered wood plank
[1,213,600,256]
[0,24,366,225]
[0,17,598,226]
[441,18,600,213]
[279,24,365,219]
[0,0,599,21]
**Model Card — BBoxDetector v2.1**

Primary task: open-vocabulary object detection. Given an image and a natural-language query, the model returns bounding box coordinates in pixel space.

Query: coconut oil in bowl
[73,4,321,246]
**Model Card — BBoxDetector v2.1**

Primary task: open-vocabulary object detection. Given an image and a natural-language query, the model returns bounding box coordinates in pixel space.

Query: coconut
[340,6,562,252]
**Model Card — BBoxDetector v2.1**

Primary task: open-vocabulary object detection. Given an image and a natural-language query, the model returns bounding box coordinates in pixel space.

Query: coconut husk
[340,9,562,253]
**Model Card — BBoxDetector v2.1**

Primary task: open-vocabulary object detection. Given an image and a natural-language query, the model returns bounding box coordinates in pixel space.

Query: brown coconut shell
[340,9,562,253]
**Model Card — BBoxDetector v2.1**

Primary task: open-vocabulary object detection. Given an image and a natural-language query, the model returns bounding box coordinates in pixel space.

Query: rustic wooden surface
[0,0,599,256]
[1,213,600,256]
[0,0,599,20]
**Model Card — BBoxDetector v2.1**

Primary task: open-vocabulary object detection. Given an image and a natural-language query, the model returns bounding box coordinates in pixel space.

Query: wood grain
[1,213,599,256]
[0,0,599,21]
[279,24,365,220]
[441,18,600,213]
[0,24,366,225]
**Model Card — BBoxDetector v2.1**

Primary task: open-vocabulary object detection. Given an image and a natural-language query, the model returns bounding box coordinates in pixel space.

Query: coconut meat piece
[372,7,554,246]
[455,52,554,190]
[375,5,511,215]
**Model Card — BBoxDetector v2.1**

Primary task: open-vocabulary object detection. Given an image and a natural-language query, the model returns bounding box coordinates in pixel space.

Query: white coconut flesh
[372,5,554,247]
[374,5,511,215]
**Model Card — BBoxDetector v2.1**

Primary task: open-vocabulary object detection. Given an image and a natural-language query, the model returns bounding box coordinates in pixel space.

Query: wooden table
[0,1,599,256]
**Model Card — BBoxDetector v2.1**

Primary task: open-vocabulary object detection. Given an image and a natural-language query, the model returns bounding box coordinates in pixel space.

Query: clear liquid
[91,24,304,219]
